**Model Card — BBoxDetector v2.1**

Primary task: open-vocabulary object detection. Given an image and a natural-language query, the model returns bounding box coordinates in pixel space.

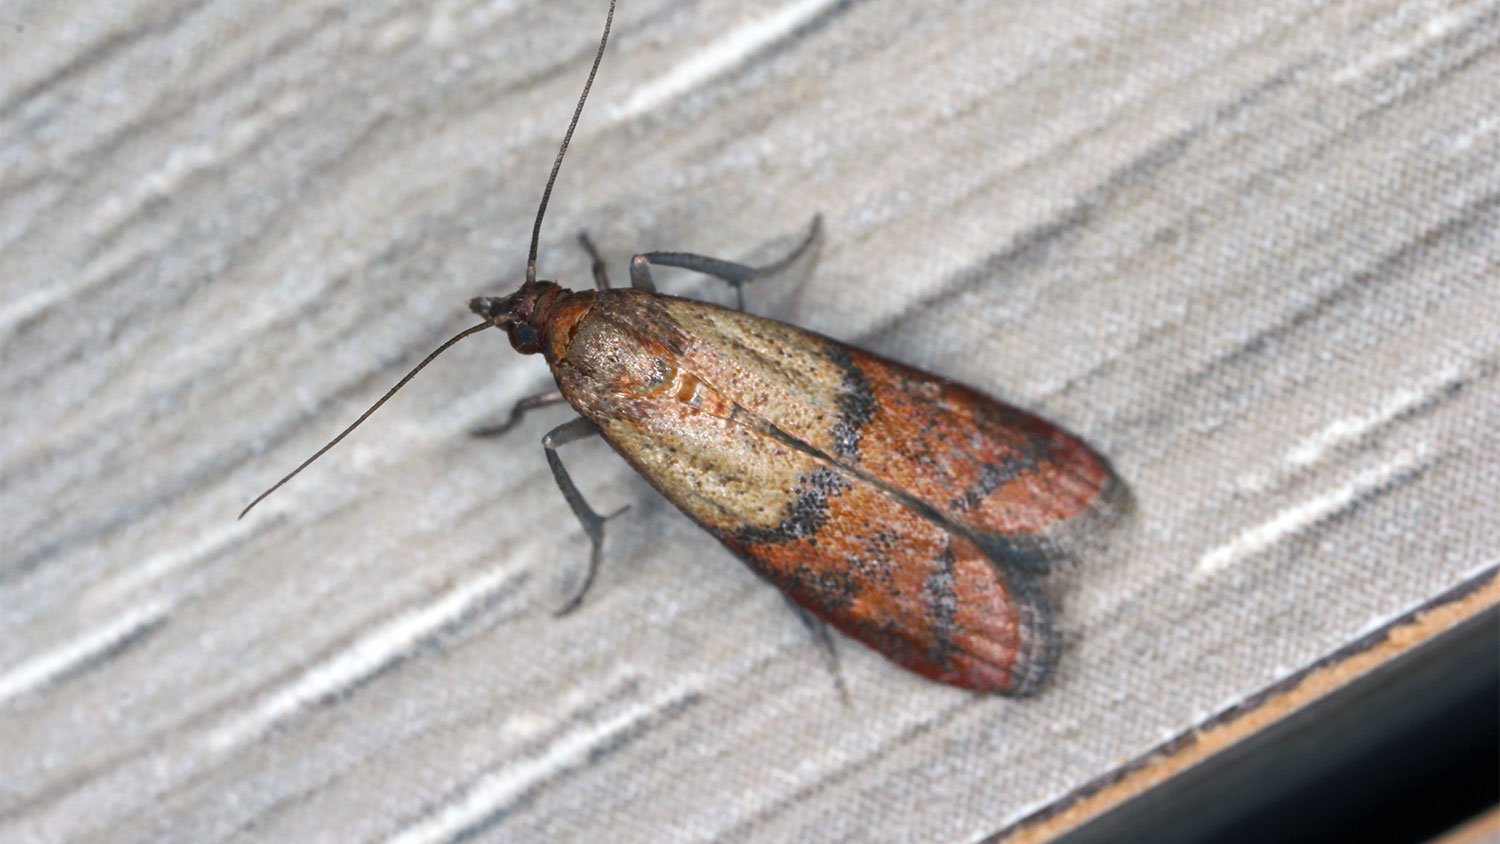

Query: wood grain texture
[3,1,1498,842]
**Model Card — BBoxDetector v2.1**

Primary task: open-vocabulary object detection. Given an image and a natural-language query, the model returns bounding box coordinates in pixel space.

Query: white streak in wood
[2,102,315,344]
[0,237,149,337]
[609,0,841,123]
[87,89,307,240]
[1450,113,1498,152]
[1282,361,1462,472]
[1239,357,1480,492]
[90,521,249,606]
[425,0,523,47]
[383,686,696,844]
[206,566,521,752]
[1331,1,1478,85]
[0,597,172,704]
[1198,446,1429,576]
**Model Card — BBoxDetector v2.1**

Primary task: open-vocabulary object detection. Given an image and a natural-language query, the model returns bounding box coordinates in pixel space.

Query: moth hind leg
[577,231,612,290]
[542,417,629,615]
[629,215,823,311]
[783,597,850,705]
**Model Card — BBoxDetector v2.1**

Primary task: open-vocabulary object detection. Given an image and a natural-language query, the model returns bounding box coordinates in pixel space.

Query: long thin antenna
[240,322,494,519]
[527,0,616,285]
[243,4,618,519]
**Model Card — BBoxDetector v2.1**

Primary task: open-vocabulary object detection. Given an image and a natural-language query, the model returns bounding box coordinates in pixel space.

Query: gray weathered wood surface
[3,1,1497,841]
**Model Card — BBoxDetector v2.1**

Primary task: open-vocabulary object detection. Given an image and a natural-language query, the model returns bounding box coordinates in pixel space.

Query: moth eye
[509,321,540,353]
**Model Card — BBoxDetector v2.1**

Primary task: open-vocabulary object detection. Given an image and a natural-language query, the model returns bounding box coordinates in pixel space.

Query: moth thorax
[567,315,678,396]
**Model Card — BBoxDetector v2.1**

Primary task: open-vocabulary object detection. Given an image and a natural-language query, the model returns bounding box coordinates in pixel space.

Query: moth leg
[543,416,629,615]
[471,390,567,438]
[577,231,611,290]
[626,253,656,294]
[784,597,850,705]
[629,215,822,311]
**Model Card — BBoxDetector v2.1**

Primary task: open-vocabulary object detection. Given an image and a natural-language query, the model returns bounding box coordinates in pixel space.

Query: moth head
[469,281,562,355]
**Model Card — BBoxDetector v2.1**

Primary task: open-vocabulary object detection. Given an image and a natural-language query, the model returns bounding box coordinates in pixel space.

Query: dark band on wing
[824,344,876,462]
[945,453,1040,512]
[784,564,865,613]
[920,543,960,668]
[973,535,1058,572]
[734,465,849,545]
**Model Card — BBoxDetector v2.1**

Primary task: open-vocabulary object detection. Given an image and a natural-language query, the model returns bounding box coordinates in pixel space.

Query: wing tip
[998,570,1058,697]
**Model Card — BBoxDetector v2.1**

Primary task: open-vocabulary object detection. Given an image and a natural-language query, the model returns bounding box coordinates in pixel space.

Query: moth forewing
[534,289,1121,694]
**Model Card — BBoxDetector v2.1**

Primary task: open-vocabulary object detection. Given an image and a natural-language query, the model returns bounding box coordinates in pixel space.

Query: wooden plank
[3,1,1497,841]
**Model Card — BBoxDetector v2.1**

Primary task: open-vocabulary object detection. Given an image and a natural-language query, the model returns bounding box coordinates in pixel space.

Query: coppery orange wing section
[595,397,1054,695]
[844,348,1124,566]
[657,297,1124,567]
[714,458,1056,695]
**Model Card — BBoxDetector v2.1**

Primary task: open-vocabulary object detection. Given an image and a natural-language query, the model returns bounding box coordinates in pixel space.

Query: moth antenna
[527,0,616,285]
[240,322,494,519]
[244,4,615,519]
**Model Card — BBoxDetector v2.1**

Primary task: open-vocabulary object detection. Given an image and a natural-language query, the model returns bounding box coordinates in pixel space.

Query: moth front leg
[470,390,567,438]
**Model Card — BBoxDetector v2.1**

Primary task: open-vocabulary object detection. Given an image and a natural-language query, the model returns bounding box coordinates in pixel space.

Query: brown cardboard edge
[990,566,1500,844]
[1428,804,1500,844]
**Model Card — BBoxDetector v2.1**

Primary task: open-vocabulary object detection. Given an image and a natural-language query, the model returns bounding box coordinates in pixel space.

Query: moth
[244,0,1127,696]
